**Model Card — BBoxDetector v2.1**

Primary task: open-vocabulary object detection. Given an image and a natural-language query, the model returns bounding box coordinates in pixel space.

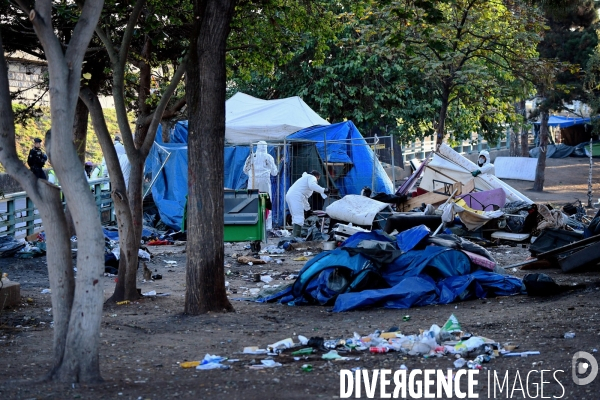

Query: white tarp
[420,144,533,204]
[225,93,330,144]
[495,157,537,181]
[325,195,392,226]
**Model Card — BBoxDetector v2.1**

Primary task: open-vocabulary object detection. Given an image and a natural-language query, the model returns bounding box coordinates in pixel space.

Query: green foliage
[537,0,599,114]
[1,105,125,172]
[362,0,546,143]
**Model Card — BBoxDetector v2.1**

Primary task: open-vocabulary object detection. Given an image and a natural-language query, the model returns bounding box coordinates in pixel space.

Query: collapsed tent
[260,229,524,311]
[420,144,532,204]
[147,97,393,229]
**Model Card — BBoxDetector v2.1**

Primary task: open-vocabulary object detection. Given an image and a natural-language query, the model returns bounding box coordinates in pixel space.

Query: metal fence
[401,131,512,162]
[0,178,114,238]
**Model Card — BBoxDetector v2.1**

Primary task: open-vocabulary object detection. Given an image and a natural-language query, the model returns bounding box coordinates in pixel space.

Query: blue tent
[533,115,592,128]
[148,121,394,230]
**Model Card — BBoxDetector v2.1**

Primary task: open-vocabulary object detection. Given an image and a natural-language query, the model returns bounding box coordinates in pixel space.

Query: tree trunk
[533,110,549,191]
[79,87,139,303]
[0,0,105,383]
[436,85,450,148]
[510,127,519,157]
[73,98,89,162]
[519,100,529,157]
[185,0,236,314]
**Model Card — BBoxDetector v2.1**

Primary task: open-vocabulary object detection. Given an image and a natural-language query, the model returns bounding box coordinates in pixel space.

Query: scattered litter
[298,335,308,345]
[322,350,343,360]
[196,354,229,370]
[303,252,313,257]
[249,359,282,369]
[40,289,51,294]
[180,361,200,368]
[243,346,268,355]
[138,249,151,260]
[116,300,130,305]
[237,256,266,265]
[564,332,576,339]
[301,364,313,372]
[292,256,309,261]
[260,275,273,283]
[164,260,177,265]
[291,348,314,356]
[143,290,157,296]
[503,351,541,357]
[268,338,294,352]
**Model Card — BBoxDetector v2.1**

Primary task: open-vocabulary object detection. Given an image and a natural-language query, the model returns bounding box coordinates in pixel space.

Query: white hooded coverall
[285,172,327,226]
[476,150,495,175]
[243,141,278,228]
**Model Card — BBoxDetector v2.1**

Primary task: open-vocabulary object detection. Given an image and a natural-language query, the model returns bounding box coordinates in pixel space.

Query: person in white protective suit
[243,141,279,229]
[471,150,495,177]
[285,170,328,237]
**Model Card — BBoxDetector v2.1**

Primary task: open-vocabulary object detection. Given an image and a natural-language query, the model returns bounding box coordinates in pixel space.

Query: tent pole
[390,135,396,191]
[276,145,281,228]
[323,132,330,191]
[283,137,288,230]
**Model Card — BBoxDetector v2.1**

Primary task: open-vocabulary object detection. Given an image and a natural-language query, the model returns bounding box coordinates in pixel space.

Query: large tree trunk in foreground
[533,110,550,191]
[1,0,106,383]
[185,0,236,314]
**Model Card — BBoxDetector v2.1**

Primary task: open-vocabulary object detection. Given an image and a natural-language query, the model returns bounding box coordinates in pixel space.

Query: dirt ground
[1,157,600,400]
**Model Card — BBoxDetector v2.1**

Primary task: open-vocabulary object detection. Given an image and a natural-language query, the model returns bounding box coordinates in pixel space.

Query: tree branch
[140,56,188,157]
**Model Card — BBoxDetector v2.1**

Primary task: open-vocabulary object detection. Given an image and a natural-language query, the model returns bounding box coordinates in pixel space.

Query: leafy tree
[362,0,546,146]
[532,0,598,191]
[0,0,105,382]
[184,0,341,313]
[83,0,189,302]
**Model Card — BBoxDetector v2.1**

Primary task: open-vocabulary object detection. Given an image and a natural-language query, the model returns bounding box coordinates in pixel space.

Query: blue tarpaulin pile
[259,227,524,312]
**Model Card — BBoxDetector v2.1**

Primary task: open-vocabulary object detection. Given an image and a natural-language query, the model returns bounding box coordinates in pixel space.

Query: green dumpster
[223,189,266,245]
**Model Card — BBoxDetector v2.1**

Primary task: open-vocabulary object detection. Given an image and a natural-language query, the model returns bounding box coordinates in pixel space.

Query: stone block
[0,280,21,309]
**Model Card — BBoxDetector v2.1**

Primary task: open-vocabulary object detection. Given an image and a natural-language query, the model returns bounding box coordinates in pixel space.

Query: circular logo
[572,351,598,386]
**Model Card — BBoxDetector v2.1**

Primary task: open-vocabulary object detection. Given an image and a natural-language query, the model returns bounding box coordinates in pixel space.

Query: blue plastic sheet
[288,121,393,195]
[396,225,430,252]
[262,230,524,312]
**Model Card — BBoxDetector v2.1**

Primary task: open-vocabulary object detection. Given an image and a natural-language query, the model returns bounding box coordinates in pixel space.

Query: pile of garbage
[180,314,540,372]
[0,233,45,259]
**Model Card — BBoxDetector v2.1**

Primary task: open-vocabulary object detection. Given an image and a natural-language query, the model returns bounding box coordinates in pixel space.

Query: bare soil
[1,157,600,400]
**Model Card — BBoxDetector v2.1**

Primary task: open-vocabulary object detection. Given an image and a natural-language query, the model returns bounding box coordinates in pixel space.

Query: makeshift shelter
[533,115,596,147]
[146,97,394,230]
[224,92,330,144]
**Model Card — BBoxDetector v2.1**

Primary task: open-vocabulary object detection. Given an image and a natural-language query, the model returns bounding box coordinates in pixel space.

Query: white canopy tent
[225,92,330,144]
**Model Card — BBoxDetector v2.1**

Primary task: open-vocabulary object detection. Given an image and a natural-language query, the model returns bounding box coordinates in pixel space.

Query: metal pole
[276,145,280,228]
[323,132,330,190]
[371,135,379,190]
[283,137,288,229]
[390,136,396,192]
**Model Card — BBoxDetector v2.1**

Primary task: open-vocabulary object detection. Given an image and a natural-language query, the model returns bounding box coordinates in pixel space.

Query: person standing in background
[27,138,48,180]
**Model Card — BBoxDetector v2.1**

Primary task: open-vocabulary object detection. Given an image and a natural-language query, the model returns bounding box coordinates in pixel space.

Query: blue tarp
[533,115,591,128]
[287,121,393,196]
[259,230,524,312]
[149,120,393,230]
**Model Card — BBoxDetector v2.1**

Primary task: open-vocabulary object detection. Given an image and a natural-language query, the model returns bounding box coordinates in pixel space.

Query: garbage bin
[223,189,266,247]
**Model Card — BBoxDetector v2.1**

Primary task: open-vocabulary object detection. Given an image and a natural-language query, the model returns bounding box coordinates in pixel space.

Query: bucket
[322,241,336,251]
